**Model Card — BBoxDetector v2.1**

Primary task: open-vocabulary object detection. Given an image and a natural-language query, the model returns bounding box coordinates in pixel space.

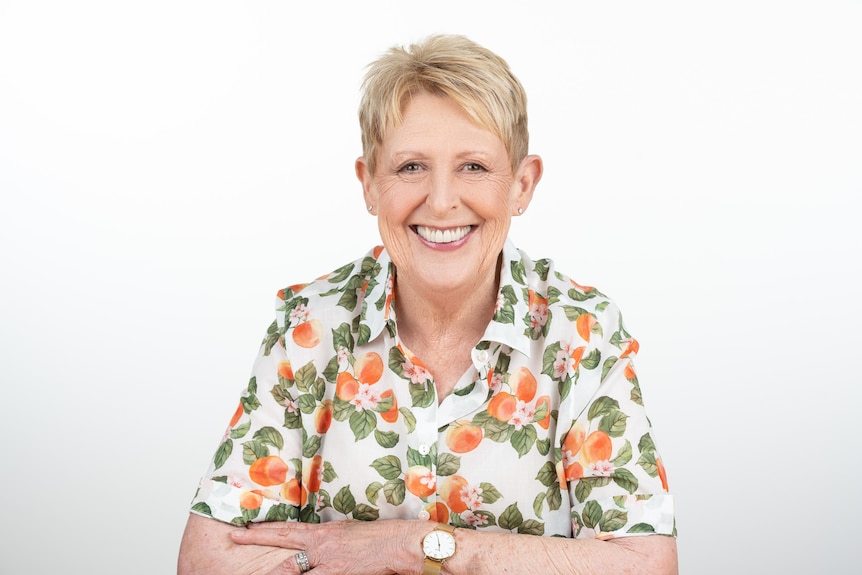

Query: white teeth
[415,225,472,243]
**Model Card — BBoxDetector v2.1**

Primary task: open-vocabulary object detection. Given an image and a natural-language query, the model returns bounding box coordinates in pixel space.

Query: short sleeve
[189,320,305,525]
[556,303,675,539]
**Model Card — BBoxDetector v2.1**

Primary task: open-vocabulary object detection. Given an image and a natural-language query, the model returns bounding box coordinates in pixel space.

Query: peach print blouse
[189,240,676,540]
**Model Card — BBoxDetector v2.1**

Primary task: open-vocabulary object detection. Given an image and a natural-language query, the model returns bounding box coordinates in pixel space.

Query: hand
[230,519,421,575]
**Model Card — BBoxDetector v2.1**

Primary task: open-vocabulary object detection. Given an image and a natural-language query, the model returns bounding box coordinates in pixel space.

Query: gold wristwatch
[421,523,457,575]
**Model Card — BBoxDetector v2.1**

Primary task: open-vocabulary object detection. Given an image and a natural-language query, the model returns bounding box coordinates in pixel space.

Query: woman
[178,34,677,574]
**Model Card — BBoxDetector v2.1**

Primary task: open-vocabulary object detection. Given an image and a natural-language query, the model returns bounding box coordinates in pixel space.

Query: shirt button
[476,350,488,363]
[418,444,430,455]
[418,509,430,520]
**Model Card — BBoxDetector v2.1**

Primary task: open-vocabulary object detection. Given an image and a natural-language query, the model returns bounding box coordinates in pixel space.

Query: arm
[229,518,678,575]
[177,513,300,575]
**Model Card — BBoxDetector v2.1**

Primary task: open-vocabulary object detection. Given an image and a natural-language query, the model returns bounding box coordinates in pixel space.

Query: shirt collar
[359,239,532,358]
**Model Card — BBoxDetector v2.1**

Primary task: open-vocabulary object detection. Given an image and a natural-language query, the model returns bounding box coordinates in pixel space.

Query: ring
[295,550,311,573]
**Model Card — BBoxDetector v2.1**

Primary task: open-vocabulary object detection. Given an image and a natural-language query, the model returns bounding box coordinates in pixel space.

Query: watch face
[423,530,456,560]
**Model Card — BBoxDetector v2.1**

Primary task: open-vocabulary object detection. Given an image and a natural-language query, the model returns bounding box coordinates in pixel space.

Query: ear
[355,156,377,214]
[511,154,543,215]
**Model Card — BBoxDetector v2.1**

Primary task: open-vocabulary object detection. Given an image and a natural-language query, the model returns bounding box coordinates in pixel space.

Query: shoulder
[276,245,388,304]
[508,244,617,316]
[269,245,392,352]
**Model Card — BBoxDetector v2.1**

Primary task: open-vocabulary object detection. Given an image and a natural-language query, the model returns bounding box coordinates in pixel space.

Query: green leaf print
[230,422,250,440]
[191,502,212,516]
[537,437,551,456]
[383,478,406,506]
[601,356,618,382]
[262,332,280,356]
[406,446,432,469]
[298,393,317,414]
[533,492,546,518]
[327,262,355,283]
[511,425,538,458]
[545,484,562,511]
[638,433,656,454]
[374,429,399,448]
[241,506,260,524]
[299,504,321,523]
[612,440,633,467]
[453,381,475,397]
[302,434,321,458]
[349,409,377,441]
[612,468,638,494]
[595,301,609,312]
[499,503,524,531]
[370,455,402,480]
[254,427,285,450]
[387,346,407,376]
[587,396,620,420]
[562,305,589,322]
[599,509,628,532]
[323,355,340,384]
[518,519,545,536]
[510,260,527,285]
[295,362,317,393]
[558,376,573,402]
[580,348,601,370]
[541,342,562,379]
[270,381,293,406]
[337,275,362,311]
[436,453,461,476]
[356,323,372,347]
[331,323,354,354]
[322,461,337,482]
[283,407,302,429]
[567,287,596,302]
[627,523,656,534]
[599,409,628,438]
[266,504,298,521]
[365,482,383,503]
[472,411,512,443]
[574,479,592,504]
[478,482,502,504]
[399,407,416,433]
[582,500,602,529]
[241,440,269,465]
[534,259,550,281]
[637,450,658,477]
[535,461,557,487]
[352,504,380,522]
[241,391,261,414]
[333,485,357,515]
[332,397,355,422]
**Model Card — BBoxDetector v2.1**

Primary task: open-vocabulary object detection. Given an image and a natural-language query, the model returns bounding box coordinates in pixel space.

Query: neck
[393,261,501,353]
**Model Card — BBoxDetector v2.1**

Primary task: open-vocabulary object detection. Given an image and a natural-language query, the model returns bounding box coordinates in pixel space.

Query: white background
[1,1,860,573]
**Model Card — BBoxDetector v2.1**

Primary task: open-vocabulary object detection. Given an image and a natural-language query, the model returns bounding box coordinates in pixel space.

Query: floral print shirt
[189,240,676,540]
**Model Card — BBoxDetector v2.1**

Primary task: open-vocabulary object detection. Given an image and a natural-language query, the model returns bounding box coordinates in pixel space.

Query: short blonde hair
[359,34,529,174]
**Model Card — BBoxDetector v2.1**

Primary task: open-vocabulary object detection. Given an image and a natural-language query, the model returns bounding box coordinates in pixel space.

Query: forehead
[383,92,506,154]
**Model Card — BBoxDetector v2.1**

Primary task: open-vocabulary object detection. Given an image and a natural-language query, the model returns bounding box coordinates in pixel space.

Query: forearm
[177,513,300,575]
[443,530,677,575]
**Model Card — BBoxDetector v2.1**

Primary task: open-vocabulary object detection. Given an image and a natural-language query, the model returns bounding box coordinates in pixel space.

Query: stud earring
[367,205,373,212]
[517,207,524,215]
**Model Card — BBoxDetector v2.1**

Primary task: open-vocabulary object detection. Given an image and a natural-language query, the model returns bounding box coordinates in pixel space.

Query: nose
[425,171,459,215]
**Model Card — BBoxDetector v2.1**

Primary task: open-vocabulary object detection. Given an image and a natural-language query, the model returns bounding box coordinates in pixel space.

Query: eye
[398,162,422,173]
[463,162,486,172]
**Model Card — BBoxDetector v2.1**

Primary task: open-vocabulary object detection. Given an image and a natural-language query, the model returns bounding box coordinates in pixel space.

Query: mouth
[413,225,474,244]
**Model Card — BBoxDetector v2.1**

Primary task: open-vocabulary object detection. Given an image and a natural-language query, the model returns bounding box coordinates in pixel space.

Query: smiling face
[356,92,542,303]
